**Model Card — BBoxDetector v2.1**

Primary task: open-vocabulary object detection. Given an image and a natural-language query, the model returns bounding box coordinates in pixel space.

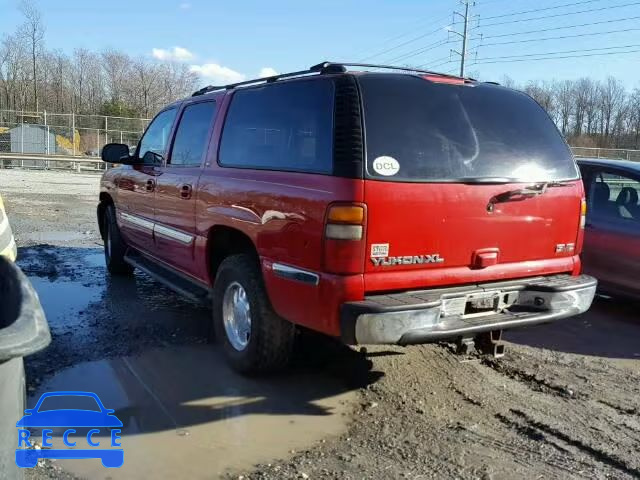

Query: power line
[358,18,451,62]
[352,13,451,60]
[470,48,640,65]
[474,43,640,61]
[414,55,453,69]
[479,0,604,21]
[473,1,640,28]
[478,27,640,47]
[385,39,453,64]
[480,15,640,39]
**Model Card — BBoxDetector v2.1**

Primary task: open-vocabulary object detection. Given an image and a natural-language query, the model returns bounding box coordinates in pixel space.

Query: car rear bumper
[340,274,597,345]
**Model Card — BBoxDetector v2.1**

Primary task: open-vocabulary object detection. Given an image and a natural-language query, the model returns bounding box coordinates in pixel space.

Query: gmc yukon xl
[98,62,596,373]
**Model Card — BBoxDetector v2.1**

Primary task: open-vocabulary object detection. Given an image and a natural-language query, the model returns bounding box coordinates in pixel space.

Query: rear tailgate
[357,73,582,292]
[364,179,582,291]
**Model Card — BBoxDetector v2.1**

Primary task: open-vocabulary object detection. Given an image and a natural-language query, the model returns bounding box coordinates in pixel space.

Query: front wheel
[212,254,295,373]
[103,205,133,275]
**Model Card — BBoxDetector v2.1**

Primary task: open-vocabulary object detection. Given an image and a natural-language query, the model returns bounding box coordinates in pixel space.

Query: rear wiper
[453,177,519,184]
[488,181,572,210]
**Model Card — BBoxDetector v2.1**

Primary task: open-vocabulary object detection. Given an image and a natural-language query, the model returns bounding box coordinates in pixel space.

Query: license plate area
[441,290,520,318]
[463,291,500,317]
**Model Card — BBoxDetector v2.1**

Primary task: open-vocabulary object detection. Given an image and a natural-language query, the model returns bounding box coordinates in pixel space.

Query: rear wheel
[103,205,133,275]
[212,254,295,373]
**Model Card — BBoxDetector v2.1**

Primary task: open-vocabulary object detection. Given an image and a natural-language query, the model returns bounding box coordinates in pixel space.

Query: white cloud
[259,67,278,78]
[152,47,194,62]
[190,63,246,84]
[179,2,191,9]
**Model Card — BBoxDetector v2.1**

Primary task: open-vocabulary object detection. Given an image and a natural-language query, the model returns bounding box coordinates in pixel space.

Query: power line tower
[449,0,478,77]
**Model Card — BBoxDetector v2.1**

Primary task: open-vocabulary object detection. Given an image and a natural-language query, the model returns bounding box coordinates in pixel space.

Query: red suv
[98,62,596,372]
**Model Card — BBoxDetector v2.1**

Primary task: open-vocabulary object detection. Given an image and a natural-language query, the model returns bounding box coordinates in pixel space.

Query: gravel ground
[3,169,640,480]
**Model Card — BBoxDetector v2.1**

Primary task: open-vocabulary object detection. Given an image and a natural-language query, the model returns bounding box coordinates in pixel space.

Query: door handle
[180,184,193,199]
[145,179,156,192]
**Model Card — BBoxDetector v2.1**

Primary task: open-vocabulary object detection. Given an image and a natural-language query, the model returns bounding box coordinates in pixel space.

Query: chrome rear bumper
[341,274,597,345]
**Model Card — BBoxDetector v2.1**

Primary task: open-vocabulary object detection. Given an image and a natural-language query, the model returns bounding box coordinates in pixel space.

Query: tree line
[0,1,199,120]
[503,76,640,150]
[1,1,639,150]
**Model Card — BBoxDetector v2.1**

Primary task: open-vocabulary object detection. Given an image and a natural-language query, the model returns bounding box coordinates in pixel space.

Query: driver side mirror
[101,143,136,164]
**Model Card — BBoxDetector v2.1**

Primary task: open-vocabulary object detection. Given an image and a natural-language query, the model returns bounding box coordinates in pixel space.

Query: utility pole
[450,0,476,77]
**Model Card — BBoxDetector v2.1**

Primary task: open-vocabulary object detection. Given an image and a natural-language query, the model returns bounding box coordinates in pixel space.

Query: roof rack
[191,61,468,96]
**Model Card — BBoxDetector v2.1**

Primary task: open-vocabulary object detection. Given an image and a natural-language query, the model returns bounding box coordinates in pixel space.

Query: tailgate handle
[472,248,500,269]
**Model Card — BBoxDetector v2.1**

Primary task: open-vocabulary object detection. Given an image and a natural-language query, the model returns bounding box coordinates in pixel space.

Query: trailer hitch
[455,330,505,358]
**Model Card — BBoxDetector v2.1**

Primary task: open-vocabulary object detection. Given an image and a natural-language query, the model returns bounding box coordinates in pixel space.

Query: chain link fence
[571,147,640,162]
[0,109,149,157]
[1,108,638,173]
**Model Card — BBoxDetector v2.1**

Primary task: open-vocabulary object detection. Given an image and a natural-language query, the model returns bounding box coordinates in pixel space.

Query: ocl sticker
[372,156,400,176]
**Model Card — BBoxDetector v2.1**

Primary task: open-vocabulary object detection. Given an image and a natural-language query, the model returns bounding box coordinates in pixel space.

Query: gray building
[0,124,57,154]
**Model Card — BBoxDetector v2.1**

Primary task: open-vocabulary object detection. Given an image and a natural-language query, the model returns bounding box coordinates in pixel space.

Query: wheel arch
[97,192,114,240]
[206,225,260,285]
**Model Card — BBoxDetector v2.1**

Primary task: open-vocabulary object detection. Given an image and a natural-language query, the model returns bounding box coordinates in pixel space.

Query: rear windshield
[358,74,578,182]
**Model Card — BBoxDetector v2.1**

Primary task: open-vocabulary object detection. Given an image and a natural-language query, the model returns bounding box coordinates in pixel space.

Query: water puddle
[31,345,355,479]
[28,277,102,330]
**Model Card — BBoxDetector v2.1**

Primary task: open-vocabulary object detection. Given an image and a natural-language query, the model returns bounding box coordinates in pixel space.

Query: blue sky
[1,0,639,88]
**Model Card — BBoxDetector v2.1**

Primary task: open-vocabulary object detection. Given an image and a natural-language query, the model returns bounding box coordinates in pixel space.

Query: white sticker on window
[372,156,400,176]
[371,243,389,258]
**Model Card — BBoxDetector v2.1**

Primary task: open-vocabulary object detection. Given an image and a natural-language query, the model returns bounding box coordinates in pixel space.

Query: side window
[219,79,334,174]
[169,101,217,166]
[138,109,177,164]
[588,170,640,224]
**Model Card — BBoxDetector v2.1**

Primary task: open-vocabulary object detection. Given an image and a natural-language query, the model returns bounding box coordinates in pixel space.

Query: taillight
[580,198,587,229]
[323,204,366,274]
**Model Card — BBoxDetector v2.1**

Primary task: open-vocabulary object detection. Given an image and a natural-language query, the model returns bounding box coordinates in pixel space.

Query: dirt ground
[2,169,640,480]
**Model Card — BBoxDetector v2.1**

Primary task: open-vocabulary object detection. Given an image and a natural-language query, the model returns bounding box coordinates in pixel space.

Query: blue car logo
[16,391,123,468]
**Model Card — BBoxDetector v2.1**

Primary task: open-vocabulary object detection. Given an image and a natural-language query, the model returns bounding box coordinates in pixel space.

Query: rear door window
[169,101,217,166]
[588,170,640,224]
[358,74,578,182]
[219,79,334,174]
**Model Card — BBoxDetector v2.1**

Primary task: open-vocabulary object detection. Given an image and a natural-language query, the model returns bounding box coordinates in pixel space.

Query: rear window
[219,79,334,174]
[358,74,578,182]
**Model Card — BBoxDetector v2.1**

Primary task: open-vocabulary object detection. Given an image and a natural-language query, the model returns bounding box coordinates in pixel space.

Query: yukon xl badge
[371,254,445,266]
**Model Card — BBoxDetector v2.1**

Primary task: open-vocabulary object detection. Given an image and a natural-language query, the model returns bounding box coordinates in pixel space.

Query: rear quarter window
[219,78,335,174]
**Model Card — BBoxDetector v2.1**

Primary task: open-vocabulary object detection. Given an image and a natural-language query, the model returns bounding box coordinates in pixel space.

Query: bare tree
[524,80,555,116]
[573,78,593,137]
[599,77,626,142]
[554,80,573,136]
[101,49,133,105]
[18,0,45,111]
[629,88,640,148]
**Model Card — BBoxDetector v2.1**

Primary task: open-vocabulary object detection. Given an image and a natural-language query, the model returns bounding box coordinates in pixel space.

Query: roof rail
[313,62,468,79]
[191,63,339,97]
[191,61,468,96]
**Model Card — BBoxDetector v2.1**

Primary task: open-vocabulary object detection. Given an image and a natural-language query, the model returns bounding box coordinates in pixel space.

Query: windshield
[37,395,101,412]
[358,74,578,182]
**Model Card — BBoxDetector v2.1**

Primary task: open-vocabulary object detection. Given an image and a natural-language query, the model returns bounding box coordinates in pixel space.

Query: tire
[212,254,295,373]
[103,205,133,275]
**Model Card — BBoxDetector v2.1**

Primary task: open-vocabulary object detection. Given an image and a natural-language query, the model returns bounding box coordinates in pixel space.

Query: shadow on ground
[18,244,383,427]
[505,296,640,359]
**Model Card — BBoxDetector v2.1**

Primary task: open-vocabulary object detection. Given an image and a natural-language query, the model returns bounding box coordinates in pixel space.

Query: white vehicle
[0,194,17,261]
[0,194,49,479]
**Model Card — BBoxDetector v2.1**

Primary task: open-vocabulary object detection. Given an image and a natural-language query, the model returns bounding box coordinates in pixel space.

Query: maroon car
[578,158,640,300]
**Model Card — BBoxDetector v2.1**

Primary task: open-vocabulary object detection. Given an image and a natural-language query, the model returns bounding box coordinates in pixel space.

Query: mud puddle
[19,245,211,384]
[19,244,362,479]
[30,345,354,479]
